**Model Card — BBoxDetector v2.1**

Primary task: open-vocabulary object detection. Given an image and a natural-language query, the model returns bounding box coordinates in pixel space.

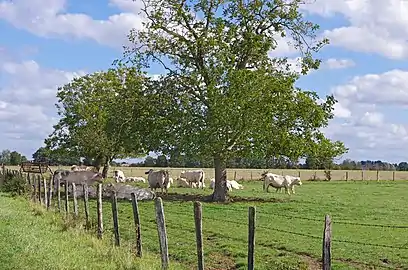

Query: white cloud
[301,0,408,59]
[0,0,145,48]
[0,57,85,157]
[324,69,408,162]
[324,58,355,69]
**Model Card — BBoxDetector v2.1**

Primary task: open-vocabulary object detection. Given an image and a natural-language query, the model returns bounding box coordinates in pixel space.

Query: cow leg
[291,186,295,194]
[266,184,270,193]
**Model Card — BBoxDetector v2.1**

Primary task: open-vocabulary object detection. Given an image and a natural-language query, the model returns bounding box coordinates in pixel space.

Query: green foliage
[45,67,149,167]
[1,172,28,196]
[0,149,28,165]
[123,0,347,167]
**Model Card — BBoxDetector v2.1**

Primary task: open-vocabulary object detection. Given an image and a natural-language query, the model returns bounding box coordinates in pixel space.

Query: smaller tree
[9,151,27,166]
[46,67,149,177]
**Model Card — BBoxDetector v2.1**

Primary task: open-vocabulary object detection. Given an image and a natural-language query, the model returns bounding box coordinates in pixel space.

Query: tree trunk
[102,163,110,179]
[210,155,228,202]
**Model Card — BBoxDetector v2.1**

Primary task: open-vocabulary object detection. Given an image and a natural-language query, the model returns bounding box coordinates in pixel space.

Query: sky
[0,0,408,164]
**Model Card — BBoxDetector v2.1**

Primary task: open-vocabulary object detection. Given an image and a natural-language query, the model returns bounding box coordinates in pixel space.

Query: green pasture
[56,180,408,269]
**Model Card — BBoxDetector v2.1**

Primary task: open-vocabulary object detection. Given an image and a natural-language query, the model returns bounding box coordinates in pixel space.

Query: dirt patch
[299,254,321,270]
[206,252,237,270]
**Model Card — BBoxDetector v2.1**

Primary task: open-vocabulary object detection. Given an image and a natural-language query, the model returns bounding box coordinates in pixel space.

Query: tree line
[41,0,350,202]
[29,146,408,171]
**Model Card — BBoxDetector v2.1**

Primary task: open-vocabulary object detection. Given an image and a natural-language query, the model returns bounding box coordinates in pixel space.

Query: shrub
[1,171,29,196]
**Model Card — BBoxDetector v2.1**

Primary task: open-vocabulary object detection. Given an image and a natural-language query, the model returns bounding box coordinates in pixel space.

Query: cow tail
[200,171,205,188]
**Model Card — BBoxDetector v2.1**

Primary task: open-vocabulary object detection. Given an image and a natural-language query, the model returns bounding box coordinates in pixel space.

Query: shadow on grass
[155,192,294,204]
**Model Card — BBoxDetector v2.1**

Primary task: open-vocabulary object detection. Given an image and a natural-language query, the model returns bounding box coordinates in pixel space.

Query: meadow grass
[51,179,408,270]
[0,193,187,270]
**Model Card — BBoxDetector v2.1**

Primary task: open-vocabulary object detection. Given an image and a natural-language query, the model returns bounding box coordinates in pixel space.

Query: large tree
[45,67,149,177]
[122,0,348,201]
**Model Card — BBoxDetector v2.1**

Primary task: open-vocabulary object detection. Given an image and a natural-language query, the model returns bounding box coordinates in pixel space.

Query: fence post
[393,171,395,181]
[250,172,253,181]
[234,171,237,181]
[298,171,301,178]
[64,181,69,214]
[97,183,103,239]
[57,178,61,211]
[131,193,142,257]
[37,175,42,204]
[361,170,364,181]
[376,170,379,181]
[345,171,349,181]
[111,191,120,246]
[72,183,78,218]
[32,174,37,202]
[47,176,53,210]
[194,201,204,270]
[322,215,331,270]
[155,197,169,270]
[83,184,90,228]
[248,206,256,270]
[43,177,48,208]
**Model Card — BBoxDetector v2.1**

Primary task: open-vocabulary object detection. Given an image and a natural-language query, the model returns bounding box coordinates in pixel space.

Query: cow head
[292,177,302,186]
[90,172,104,182]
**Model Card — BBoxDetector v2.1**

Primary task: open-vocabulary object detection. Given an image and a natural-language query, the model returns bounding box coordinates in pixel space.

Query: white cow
[209,179,240,191]
[125,176,146,183]
[227,180,244,190]
[261,172,302,195]
[113,170,126,183]
[179,169,205,189]
[176,177,190,188]
[145,169,170,194]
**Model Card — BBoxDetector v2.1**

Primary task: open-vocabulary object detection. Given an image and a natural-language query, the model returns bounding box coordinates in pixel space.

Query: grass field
[33,179,408,270]
[0,193,186,270]
[8,165,408,181]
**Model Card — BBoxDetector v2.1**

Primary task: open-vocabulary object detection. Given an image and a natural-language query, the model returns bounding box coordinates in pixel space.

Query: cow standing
[179,169,205,189]
[261,172,302,195]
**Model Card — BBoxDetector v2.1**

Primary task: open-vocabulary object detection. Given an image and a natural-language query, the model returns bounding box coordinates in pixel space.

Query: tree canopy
[121,0,348,201]
[45,67,149,176]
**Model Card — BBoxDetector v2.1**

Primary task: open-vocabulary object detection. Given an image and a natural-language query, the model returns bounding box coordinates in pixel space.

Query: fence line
[1,167,407,269]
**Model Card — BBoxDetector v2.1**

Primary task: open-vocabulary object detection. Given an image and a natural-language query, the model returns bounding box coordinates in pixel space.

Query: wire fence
[2,167,408,270]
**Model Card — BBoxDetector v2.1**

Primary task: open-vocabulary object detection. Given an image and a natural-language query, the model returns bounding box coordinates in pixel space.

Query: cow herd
[51,166,303,196]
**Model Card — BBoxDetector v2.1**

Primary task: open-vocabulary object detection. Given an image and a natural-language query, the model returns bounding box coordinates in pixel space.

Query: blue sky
[0,0,408,164]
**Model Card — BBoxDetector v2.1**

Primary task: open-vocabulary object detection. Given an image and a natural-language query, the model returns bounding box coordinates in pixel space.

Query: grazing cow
[71,165,92,171]
[261,172,302,195]
[179,169,205,189]
[125,176,146,183]
[54,170,104,191]
[145,169,170,194]
[113,170,126,183]
[176,177,190,188]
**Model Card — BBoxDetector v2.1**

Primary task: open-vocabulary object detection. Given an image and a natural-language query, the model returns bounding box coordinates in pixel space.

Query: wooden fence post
[83,184,90,228]
[43,177,48,208]
[250,172,253,181]
[194,201,204,270]
[72,183,78,218]
[345,171,349,181]
[131,193,142,257]
[234,171,237,181]
[376,170,379,181]
[37,175,42,204]
[322,215,332,270]
[361,170,364,181]
[64,181,69,214]
[393,171,396,181]
[47,176,53,210]
[155,197,169,270]
[97,183,103,239]
[32,174,37,202]
[111,191,120,246]
[57,178,61,211]
[298,171,301,178]
[248,206,256,270]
